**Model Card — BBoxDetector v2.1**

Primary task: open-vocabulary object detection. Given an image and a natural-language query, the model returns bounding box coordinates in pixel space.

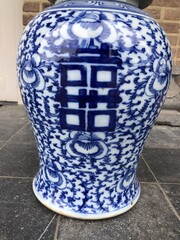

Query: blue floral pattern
[17,0,172,218]
[19,53,45,91]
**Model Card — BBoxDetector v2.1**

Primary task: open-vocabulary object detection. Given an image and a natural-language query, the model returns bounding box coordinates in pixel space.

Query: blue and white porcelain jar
[17,0,172,219]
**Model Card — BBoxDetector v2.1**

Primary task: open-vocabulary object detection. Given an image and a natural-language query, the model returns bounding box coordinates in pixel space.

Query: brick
[176,61,180,67]
[164,8,180,20]
[159,22,179,34]
[172,47,178,57]
[173,66,180,75]
[145,7,161,19]
[171,48,178,64]
[23,1,40,12]
[172,61,176,66]
[23,14,36,25]
[152,0,180,7]
[177,49,180,58]
[167,35,179,46]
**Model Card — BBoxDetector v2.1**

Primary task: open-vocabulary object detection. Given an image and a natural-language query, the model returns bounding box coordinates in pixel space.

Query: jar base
[32,179,141,220]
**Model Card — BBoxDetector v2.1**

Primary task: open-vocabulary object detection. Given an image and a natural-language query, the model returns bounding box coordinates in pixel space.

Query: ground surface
[0,105,179,240]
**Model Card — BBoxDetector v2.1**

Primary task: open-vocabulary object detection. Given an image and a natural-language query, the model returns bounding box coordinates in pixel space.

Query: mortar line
[140,181,180,185]
[37,214,57,240]
[175,19,180,65]
[0,121,30,151]
[0,176,33,180]
[139,181,158,184]
[142,154,180,221]
[160,182,180,185]
[160,6,164,22]
[53,215,60,240]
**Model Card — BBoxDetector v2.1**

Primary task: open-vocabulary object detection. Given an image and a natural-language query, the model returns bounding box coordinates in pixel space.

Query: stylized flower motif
[38,11,119,59]
[43,161,66,189]
[117,168,135,192]
[58,11,118,44]
[145,58,171,97]
[65,132,108,159]
[20,53,45,91]
[71,12,103,39]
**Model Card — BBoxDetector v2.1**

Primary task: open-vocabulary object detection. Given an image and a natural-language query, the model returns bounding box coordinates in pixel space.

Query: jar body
[17,0,172,219]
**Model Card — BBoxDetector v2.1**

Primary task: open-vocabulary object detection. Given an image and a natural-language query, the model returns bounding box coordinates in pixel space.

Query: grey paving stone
[0,141,38,177]
[0,205,56,240]
[0,178,35,203]
[0,105,28,141]
[13,122,35,143]
[0,141,6,148]
[161,184,180,215]
[145,125,180,149]
[56,184,180,240]
[142,148,180,183]
[137,156,155,182]
[0,178,57,240]
[40,215,59,240]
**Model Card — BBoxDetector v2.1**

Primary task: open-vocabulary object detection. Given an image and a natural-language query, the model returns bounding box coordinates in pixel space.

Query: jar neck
[54,0,139,8]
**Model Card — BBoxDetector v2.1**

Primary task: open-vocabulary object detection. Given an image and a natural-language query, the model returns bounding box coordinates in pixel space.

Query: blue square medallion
[87,110,116,131]
[91,66,117,88]
[60,109,86,131]
[61,64,87,87]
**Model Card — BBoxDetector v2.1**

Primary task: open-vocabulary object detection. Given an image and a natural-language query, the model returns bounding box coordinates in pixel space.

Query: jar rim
[48,0,153,9]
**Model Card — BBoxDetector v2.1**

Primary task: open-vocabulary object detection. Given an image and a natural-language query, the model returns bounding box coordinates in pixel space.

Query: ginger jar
[17,0,172,219]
